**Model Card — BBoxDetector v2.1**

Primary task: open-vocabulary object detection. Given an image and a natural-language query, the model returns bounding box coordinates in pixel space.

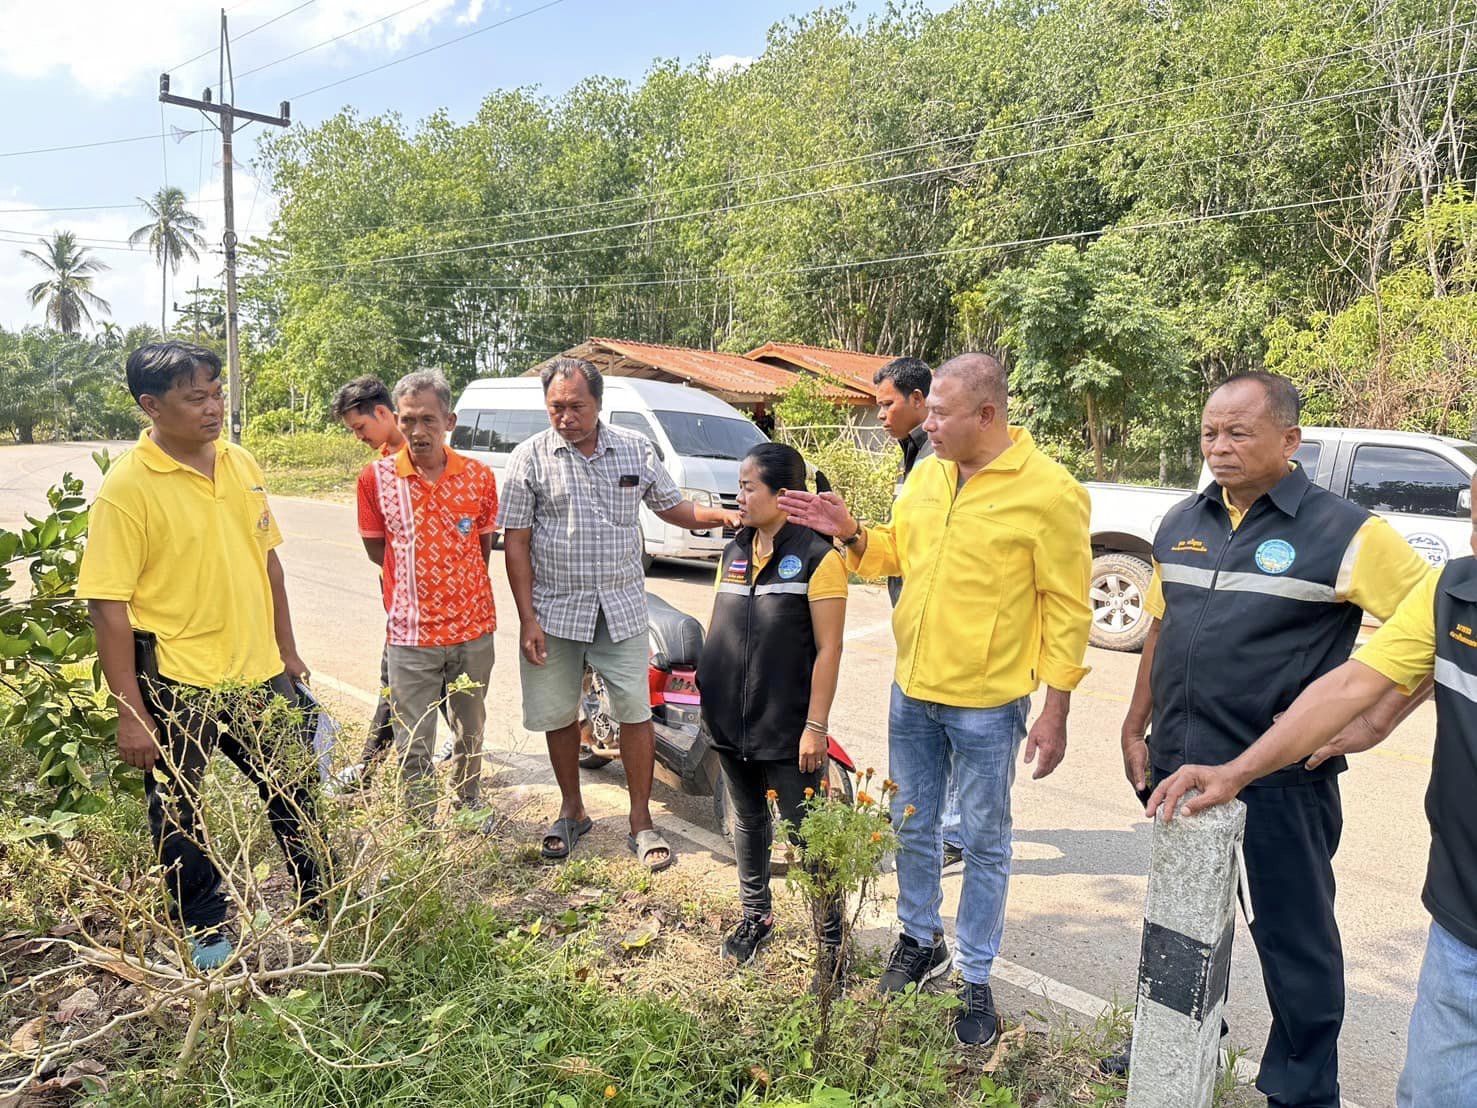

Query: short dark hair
[125,341,222,405]
[540,357,604,405]
[873,356,932,398]
[331,375,393,420]
[1215,372,1301,428]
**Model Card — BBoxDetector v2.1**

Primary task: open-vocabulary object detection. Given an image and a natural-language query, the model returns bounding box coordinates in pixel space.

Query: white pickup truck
[1086,426,1477,652]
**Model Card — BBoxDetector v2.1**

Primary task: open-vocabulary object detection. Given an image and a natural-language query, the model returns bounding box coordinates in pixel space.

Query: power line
[289,0,574,100]
[0,200,210,214]
[276,64,1477,278]
[169,0,319,75]
[0,130,203,160]
[231,0,448,83]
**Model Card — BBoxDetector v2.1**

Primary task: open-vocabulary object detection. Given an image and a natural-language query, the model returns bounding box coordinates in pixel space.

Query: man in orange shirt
[332,376,406,780]
[357,369,498,820]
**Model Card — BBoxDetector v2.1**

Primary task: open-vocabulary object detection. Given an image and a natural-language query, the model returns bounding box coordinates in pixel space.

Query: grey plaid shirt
[498,422,682,643]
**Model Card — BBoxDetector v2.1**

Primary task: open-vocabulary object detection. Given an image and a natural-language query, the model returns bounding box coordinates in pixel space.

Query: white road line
[844,617,893,642]
[311,669,1365,1108]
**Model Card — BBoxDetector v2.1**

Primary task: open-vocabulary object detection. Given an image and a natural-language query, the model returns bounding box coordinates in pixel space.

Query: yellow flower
[903,804,916,817]
[857,791,874,807]
[803,787,814,799]
[605,1087,617,1100]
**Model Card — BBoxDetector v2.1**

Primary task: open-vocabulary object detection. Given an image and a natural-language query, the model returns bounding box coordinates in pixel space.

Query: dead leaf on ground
[618,919,661,952]
[30,1058,109,1096]
[9,1015,47,1055]
[569,887,603,908]
[55,986,100,1023]
[981,1024,1027,1074]
[88,957,151,986]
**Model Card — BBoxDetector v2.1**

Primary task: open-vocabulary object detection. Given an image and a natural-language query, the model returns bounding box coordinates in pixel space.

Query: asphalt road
[2,440,1436,1106]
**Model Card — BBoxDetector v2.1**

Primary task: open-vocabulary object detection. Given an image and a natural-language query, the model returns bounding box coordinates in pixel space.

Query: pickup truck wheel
[1089,553,1153,653]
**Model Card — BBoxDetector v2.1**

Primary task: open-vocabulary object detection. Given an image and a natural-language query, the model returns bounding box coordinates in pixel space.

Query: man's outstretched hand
[776,490,853,537]
[1144,763,1245,822]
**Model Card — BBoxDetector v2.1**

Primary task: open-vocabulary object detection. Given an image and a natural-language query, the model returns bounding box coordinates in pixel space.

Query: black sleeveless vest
[1426,557,1477,947]
[698,523,838,761]
[1150,465,1371,786]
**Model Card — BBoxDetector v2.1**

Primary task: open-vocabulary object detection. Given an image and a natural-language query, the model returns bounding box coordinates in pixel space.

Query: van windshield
[652,411,766,460]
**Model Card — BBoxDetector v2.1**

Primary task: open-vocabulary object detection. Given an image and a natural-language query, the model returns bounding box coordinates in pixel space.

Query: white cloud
[706,54,753,77]
[0,0,483,97]
[0,167,278,333]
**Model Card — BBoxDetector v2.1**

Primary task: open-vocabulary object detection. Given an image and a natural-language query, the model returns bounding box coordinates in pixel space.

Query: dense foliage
[0,325,156,443]
[240,0,1475,478]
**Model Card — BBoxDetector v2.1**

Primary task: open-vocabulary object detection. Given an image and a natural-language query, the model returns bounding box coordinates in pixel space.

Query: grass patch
[242,428,371,501]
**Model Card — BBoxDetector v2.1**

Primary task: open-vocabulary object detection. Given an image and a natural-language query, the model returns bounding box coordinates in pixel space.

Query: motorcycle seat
[646,592,704,667]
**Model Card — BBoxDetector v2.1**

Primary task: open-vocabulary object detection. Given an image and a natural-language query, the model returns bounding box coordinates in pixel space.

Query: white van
[450,376,768,565]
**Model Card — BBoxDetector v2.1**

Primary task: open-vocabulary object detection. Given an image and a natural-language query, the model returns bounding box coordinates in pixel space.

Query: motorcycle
[579,592,856,841]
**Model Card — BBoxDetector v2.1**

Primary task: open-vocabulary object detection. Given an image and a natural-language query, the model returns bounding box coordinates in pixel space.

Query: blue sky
[0,0,944,331]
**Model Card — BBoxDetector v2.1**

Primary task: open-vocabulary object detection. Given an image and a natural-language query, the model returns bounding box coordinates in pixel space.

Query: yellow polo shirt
[846,426,1093,708]
[1145,489,1432,622]
[77,432,284,687]
[1352,567,1441,689]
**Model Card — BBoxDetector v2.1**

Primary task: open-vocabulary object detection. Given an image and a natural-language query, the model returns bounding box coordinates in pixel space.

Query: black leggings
[718,751,841,943]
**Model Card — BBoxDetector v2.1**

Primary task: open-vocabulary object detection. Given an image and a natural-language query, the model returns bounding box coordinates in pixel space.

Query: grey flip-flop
[541,816,593,860]
[627,828,674,872]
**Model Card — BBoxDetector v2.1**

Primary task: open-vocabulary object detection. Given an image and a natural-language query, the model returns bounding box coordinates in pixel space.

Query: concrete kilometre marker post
[1126,793,1247,1108]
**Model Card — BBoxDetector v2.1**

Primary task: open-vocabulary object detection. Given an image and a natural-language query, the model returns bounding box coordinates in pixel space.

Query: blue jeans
[889,685,1028,985]
[941,771,962,850]
[1397,919,1477,1106]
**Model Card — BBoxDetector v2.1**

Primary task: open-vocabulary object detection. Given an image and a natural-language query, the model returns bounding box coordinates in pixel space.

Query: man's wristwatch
[839,518,864,547]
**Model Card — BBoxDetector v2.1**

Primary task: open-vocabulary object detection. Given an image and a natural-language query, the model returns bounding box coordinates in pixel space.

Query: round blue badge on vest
[1254,539,1295,575]
[777,554,803,580]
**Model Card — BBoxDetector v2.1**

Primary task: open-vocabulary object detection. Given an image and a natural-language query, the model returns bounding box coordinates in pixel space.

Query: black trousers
[361,643,396,765]
[1241,778,1345,1108]
[717,751,841,944]
[143,674,323,929]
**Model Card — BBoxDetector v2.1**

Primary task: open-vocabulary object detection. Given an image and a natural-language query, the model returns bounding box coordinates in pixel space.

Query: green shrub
[803,439,898,527]
[242,427,366,470]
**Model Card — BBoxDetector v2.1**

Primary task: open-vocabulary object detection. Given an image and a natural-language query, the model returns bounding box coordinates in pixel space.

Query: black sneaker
[878,934,951,993]
[954,981,1000,1046]
[811,943,849,997]
[722,914,774,965]
[942,843,964,872]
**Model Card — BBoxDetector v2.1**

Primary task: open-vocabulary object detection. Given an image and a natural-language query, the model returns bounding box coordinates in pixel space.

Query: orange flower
[865,767,876,779]
[765,788,779,801]
[819,778,829,792]
[803,787,814,799]
[903,804,916,817]
[870,831,882,843]
[857,791,874,806]
[604,1087,617,1100]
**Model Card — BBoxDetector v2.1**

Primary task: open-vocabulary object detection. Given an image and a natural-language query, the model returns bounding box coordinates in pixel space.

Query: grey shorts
[520,612,651,732]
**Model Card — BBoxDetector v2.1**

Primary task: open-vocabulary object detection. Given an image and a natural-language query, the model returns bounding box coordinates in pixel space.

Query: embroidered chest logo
[257,511,271,531]
[1450,621,1477,649]
[724,557,749,584]
[1254,539,1296,575]
[1171,538,1209,554]
[777,554,803,580]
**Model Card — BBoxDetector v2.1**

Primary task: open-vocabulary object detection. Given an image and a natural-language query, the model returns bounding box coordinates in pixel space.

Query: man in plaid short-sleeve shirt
[500,358,738,869]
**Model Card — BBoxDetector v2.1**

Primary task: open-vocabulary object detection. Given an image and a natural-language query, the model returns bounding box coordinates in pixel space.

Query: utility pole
[158,11,289,443]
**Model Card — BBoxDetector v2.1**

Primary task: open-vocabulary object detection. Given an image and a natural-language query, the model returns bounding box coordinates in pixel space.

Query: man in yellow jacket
[780,352,1093,1046]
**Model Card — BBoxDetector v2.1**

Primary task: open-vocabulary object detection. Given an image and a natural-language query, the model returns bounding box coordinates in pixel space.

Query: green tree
[21,231,111,335]
[130,187,208,335]
[966,237,1189,481]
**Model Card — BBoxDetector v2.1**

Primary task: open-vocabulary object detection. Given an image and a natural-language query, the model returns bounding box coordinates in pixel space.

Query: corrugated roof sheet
[532,338,872,404]
[743,342,897,399]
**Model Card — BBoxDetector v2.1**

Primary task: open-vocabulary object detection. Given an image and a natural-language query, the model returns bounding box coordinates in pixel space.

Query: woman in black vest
[698,443,848,979]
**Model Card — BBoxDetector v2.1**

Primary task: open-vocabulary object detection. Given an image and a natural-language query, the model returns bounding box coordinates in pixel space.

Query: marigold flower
[819,778,829,792]
[865,767,876,779]
[605,1087,617,1100]
[803,787,814,799]
[903,804,916,817]
[765,788,779,801]
[870,831,882,843]
[857,791,874,806]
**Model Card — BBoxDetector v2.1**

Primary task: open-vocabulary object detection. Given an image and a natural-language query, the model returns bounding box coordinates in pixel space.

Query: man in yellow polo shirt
[780,352,1093,1047]
[78,342,321,971]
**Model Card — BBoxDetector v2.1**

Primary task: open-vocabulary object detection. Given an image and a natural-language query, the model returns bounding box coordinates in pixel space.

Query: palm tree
[21,231,112,335]
[130,187,207,334]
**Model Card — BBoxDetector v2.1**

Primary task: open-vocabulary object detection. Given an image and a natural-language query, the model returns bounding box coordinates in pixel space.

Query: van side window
[610,411,663,458]
[449,412,480,450]
[1347,445,1469,519]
